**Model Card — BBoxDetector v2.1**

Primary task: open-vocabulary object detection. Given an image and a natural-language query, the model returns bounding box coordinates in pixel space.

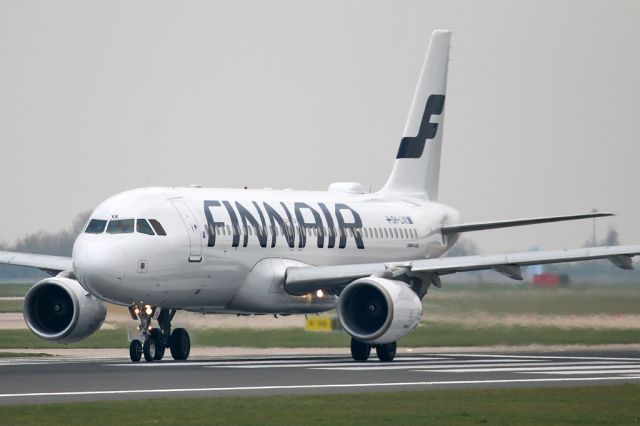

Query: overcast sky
[1,0,638,253]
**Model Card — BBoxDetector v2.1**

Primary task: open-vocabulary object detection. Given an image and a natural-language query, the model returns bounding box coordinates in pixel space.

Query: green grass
[0,329,129,349]
[0,283,32,298]
[426,282,640,316]
[0,352,51,358]
[0,299,23,312]
[1,324,639,350]
[1,385,639,425]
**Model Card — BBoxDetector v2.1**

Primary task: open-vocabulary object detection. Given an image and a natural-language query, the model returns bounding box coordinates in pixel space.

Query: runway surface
[1,349,639,404]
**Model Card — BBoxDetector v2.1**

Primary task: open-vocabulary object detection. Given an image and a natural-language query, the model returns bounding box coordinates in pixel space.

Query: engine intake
[337,276,422,344]
[23,277,107,344]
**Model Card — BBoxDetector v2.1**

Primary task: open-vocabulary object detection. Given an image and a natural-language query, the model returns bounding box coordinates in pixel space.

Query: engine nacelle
[23,276,107,344]
[337,276,422,344]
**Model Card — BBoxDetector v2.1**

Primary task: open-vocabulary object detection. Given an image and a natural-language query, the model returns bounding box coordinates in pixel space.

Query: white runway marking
[0,376,639,399]
[440,353,640,362]
[419,364,640,373]
[535,369,640,375]
[313,361,631,371]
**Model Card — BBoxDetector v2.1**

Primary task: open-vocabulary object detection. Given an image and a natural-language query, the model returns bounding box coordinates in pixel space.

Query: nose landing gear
[128,305,190,363]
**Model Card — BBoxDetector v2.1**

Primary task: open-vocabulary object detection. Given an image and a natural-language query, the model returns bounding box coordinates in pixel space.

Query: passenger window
[383,228,388,238]
[393,228,399,239]
[107,219,135,234]
[136,219,155,235]
[148,219,167,236]
[226,225,231,235]
[403,229,408,239]
[85,219,107,234]
[374,228,379,238]
[363,228,369,238]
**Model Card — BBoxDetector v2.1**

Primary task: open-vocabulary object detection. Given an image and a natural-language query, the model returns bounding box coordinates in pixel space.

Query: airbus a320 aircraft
[2,30,639,363]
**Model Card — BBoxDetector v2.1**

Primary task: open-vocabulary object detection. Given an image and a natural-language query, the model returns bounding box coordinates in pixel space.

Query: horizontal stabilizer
[441,212,614,235]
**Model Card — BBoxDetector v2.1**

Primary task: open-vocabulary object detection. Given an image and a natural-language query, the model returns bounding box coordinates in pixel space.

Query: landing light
[145,306,152,316]
[316,290,324,298]
[134,308,140,315]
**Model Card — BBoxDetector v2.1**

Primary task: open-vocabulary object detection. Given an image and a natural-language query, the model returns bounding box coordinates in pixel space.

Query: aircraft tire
[350,338,371,361]
[170,328,190,361]
[129,339,142,362]
[143,336,156,362]
[375,342,397,362]
[150,328,165,360]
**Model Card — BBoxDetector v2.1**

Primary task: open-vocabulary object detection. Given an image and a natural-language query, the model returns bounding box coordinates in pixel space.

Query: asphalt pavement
[1,349,639,405]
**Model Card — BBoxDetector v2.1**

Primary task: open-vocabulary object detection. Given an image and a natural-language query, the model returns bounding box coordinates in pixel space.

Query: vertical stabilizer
[379,30,451,200]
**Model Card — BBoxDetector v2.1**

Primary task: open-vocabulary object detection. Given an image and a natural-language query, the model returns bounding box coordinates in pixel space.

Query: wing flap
[0,251,72,275]
[284,245,640,295]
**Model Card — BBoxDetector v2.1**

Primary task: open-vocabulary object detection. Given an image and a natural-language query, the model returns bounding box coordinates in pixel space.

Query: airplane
[1,29,639,363]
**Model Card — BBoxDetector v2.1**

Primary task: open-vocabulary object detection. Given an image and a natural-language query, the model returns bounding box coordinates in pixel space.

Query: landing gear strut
[128,305,190,363]
[349,338,397,362]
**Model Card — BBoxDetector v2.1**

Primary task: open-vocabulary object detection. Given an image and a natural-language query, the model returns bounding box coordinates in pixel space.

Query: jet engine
[23,276,107,344]
[337,276,422,344]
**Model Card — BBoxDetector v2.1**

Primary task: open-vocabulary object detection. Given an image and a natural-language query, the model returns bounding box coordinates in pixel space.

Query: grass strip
[426,288,640,316]
[1,384,639,425]
[0,352,52,358]
[0,283,32,298]
[1,324,640,350]
[0,299,23,312]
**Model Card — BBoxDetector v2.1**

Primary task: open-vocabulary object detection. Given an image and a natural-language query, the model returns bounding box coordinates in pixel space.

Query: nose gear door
[170,199,203,263]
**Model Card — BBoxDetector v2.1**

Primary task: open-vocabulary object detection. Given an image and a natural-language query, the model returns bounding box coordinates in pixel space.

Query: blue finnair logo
[396,94,445,159]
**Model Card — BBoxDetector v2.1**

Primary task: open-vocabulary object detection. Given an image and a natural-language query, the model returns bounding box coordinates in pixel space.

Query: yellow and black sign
[305,315,340,332]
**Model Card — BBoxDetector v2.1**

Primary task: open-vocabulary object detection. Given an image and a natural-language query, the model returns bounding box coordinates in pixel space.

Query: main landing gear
[128,305,191,363]
[350,338,397,362]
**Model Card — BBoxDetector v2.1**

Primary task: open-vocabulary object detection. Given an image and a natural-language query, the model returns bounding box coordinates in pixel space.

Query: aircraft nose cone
[73,239,126,298]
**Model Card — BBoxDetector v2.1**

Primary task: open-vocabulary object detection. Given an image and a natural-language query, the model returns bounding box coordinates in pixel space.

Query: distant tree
[0,211,90,279]
[602,226,620,246]
[583,225,621,248]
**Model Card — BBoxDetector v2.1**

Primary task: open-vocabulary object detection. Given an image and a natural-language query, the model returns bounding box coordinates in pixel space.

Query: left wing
[0,251,72,275]
[284,245,640,295]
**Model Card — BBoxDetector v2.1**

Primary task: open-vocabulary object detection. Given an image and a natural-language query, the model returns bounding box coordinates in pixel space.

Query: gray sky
[1,0,639,253]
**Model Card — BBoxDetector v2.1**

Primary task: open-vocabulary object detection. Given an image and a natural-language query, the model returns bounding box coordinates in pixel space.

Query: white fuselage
[72,186,460,314]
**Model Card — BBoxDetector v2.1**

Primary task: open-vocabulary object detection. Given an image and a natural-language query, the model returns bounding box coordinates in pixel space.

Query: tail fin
[379,30,451,200]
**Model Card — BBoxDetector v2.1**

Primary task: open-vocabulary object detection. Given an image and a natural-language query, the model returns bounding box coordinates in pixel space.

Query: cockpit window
[85,219,107,234]
[136,219,154,235]
[106,219,135,234]
[148,219,167,236]
[136,219,155,235]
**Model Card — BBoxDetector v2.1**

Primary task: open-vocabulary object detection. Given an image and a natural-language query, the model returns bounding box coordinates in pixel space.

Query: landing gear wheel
[129,339,142,362]
[170,328,190,361]
[150,328,165,361]
[350,338,371,361]
[143,336,157,362]
[375,342,397,362]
